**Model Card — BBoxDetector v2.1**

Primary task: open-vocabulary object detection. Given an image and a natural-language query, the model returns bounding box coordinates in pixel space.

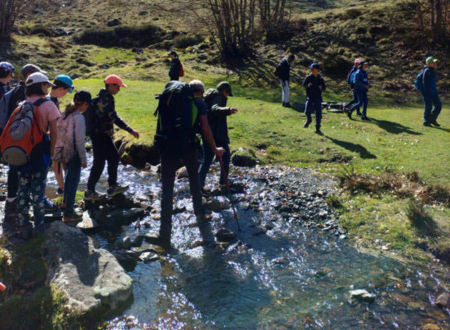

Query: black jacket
[169,58,182,81]
[7,82,26,117]
[303,74,326,101]
[205,89,231,145]
[277,58,291,81]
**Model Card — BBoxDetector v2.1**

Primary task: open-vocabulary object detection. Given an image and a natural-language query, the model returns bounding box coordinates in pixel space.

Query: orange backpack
[0,99,48,166]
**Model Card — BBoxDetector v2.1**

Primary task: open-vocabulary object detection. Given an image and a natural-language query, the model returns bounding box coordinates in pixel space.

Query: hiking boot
[63,210,83,224]
[44,198,58,213]
[423,122,431,127]
[347,109,353,119]
[107,185,129,197]
[84,190,102,201]
[361,116,369,121]
[284,102,292,108]
[431,121,440,127]
[303,120,312,128]
[57,188,64,195]
[315,129,324,136]
[356,110,362,116]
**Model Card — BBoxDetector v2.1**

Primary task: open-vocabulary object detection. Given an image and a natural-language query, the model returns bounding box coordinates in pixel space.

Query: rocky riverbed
[0,159,449,329]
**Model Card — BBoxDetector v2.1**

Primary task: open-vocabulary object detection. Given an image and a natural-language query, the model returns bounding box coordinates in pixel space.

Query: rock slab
[349,289,376,303]
[45,222,133,315]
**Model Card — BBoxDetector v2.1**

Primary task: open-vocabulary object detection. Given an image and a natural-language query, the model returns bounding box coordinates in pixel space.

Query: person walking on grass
[48,74,74,197]
[303,63,326,135]
[84,74,139,201]
[1,64,43,232]
[168,50,182,81]
[345,58,362,116]
[347,61,370,121]
[276,54,295,108]
[421,57,441,127]
[199,82,238,191]
[6,73,60,239]
[150,80,225,249]
[53,91,91,223]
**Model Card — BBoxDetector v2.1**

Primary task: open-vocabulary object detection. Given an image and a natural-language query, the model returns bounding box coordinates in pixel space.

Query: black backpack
[153,81,199,151]
[83,96,99,136]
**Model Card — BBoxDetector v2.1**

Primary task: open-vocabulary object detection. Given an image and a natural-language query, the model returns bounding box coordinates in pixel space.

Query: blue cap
[0,62,15,74]
[309,62,321,70]
[54,74,74,93]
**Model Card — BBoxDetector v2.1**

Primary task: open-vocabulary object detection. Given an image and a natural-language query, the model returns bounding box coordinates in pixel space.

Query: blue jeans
[350,90,368,117]
[305,98,322,129]
[423,93,441,124]
[16,168,48,227]
[199,141,231,188]
[64,156,81,213]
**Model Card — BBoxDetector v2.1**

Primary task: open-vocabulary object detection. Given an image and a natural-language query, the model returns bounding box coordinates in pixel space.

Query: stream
[2,157,449,329]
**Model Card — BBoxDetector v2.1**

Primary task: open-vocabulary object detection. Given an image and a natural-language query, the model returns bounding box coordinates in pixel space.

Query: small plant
[406,199,439,238]
[326,195,343,209]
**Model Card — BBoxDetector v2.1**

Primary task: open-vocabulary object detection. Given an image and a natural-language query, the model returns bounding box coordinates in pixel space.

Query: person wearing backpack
[151,80,225,249]
[303,63,326,135]
[48,74,74,196]
[168,50,183,81]
[54,91,90,223]
[84,74,139,201]
[276,54,295,108]
[0,62,14,100]
[347,61,370,120]
[199,82,238,191]
[1,72,60,239]
[344,58,362,116]
[420,57,441,127]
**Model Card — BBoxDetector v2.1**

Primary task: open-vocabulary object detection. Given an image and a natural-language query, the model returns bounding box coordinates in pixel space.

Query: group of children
[0,62,139,240]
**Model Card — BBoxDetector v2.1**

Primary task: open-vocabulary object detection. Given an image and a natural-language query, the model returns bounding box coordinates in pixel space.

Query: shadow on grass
[368,118,422,135]
[325,136,377,159]
[406,199,439,238]
[433,126,450,133]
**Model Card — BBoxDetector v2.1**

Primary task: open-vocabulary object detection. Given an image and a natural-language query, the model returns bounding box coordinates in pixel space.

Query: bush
[174,34,203,49]
[406,199,439,237]
[75,24,166,48]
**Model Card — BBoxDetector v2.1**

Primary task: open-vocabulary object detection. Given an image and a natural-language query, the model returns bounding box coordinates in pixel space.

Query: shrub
[406,199,439,237]
[174,34,203,49]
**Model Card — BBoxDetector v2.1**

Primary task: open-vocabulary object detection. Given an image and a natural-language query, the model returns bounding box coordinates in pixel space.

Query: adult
[276,54,295,108]
[153,80,225,249]
[345,58,362,116]
[168,50,182,81]
[12,72,60,239]
[84,74,139,200]
[3,64,43,223]
[347,61,370,121]
[303,63,326,135]
[199,82,238,190]
[0,62,14,99]
[422,57,441,127]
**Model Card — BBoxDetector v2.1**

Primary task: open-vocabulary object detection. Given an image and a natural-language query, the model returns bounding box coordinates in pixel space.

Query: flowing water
[8,160,450,328]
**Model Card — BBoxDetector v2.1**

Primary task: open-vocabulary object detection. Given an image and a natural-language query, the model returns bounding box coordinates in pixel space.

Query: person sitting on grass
[347,61,370,121]
[48,74,74,198]
[303,62,326,135]
[199,82,238,192]
[421,56,441,127]
[84,74,139,201]
[54,91,91,223]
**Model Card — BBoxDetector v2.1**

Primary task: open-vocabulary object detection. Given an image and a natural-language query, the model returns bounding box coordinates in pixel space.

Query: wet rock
[122,143,161,168]
[176,166,189,179]
[231,148,258,167]
[139,252,159,263]
[45,222,133,315]
[349,289,376,303]
[76,212,101,233]
[436,292,449,308]
[421,324,441,330]
[216,228,237,242]
[252,227,266,236]
[204,196,230,212]
[98,208,146,230]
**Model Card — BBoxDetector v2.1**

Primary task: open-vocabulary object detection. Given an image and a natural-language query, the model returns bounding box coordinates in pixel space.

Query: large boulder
[231,147,258,167]
[45,222,133,315]
[121,143,161,168]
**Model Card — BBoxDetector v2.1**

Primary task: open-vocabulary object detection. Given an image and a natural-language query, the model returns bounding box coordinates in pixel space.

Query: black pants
[7,166,19,198]
[87,133,120,191]
[346,89,360,113]
[160,147,203,241]
[305,98,322,130]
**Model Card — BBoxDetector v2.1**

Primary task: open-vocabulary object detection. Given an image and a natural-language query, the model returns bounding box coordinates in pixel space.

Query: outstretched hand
[230,108,238,114]
[131,130,140,139]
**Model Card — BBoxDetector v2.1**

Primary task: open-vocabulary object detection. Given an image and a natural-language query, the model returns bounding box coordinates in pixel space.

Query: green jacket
[205,88,231,144]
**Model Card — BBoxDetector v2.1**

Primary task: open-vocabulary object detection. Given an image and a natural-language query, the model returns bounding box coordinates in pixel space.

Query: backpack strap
[31,98,50,135]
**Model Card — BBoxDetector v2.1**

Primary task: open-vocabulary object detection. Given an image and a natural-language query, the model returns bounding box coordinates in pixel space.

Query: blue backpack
[414,71,424,91]
[349,71,357,85]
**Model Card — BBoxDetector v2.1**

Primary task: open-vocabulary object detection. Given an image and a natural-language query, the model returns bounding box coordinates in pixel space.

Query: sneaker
[107,185,129,197]
[356,111,362,116]
[44,198,58,213]
[361,116,369,121]
[423,122,432,127]
[284,102,292,108]
[315,129,324,136]
[57,188,64,195]
[303,120,311,128]
[84,190,102,201]
[347,110,353,119]
[63,210,83,223]
[431,121,440,127]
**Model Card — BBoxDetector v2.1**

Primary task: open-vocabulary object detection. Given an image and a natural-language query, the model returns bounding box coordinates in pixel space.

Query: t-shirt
[26,96,60,132]
[194,97,208,116]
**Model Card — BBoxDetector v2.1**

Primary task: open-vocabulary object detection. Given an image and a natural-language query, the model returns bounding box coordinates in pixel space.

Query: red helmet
[104,74,127,88]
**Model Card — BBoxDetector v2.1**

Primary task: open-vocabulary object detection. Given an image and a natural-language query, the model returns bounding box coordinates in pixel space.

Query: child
[348,61,370,120]
[48,74,74,196]
[54,91,91,223]
[84,74,139,200]
[303,63,326,135]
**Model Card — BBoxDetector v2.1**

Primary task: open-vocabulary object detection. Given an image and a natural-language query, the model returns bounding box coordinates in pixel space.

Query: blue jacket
[422,65,438,95]
[354,69,369,92]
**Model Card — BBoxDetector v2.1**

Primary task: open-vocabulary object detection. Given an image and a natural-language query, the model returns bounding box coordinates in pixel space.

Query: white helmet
[25,72,54,87]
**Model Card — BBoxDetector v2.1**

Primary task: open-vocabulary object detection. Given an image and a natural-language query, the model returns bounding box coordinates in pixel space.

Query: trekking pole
[218,157,241,232]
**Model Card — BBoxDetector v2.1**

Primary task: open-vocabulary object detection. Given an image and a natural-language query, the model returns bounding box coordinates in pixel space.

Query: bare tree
[258,0,289,32]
